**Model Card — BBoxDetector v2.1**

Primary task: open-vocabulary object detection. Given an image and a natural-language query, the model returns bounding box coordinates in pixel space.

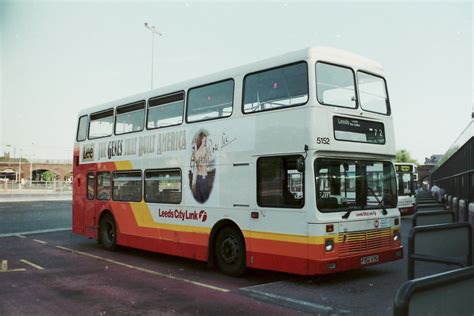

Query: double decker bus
[73,47,402,276]
[395,163,418,215]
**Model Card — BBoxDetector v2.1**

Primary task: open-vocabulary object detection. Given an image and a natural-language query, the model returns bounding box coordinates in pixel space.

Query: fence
[394,266,474,316]
[431,121,473,203]
[1,180,72,192]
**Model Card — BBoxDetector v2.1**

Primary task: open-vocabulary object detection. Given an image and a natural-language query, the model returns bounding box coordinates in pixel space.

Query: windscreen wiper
[367,187,388,215]
[341,203,357,219]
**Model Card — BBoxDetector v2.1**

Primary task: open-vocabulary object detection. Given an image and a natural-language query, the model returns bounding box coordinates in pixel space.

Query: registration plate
[361,255,379,265]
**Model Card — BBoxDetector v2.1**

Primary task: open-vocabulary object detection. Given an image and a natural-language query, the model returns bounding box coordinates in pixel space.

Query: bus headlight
[393,230,400,242]
[325,239,334,252]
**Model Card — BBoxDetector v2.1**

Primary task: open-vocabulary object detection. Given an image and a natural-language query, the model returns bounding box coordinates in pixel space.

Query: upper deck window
[147,92,184,129]
[89,109,114,139]
[357,71,390,115]
[186,79,234,123]
[115,101,145,135]
[316,62,356,109]
[243,62,308,113]
[76,115,88,142]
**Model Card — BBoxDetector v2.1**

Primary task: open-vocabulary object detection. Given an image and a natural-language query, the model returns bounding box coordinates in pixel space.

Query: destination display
[333,116,385,144]
[395,164,414,173]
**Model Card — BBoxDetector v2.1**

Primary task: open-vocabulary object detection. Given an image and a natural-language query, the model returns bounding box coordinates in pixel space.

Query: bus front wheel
[99,213,117,251]
[215,227,246,277]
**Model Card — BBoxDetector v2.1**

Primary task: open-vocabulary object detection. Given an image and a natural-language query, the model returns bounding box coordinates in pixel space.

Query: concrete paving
[0,190,71,202]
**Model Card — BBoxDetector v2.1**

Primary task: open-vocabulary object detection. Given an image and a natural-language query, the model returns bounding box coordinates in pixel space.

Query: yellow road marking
[0,260,27,273]
[20,259,45,270]
[33,239,47,244]
[56,246,230,293]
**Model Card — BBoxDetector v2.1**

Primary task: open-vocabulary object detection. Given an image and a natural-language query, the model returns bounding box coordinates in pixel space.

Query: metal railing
[1,180,72,192]
[431,119,473,203]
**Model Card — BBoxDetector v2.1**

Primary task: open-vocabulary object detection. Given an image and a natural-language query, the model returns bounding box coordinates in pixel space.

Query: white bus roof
[78,47,384,116]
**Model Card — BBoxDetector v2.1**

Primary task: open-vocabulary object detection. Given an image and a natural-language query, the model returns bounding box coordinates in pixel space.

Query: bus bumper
[307,246,404,275]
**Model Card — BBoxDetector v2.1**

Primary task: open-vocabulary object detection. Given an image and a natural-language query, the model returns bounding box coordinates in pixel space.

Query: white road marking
[0,228,70,238]
[20,259,45,270]
[56,246,230,293]
[33,239,47,244]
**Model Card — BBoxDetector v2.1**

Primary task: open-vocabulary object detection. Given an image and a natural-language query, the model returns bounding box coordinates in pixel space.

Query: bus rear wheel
[99,213,117,251]
[215,227,246,277]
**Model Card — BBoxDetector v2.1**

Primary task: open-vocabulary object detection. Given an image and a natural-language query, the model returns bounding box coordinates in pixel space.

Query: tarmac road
[0,201,457,315]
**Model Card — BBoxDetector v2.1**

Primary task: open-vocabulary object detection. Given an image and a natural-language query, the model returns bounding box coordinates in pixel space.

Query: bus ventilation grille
[337,228,392,256]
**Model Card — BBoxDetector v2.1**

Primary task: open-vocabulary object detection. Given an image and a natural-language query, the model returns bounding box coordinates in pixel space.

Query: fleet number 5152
[316,137,330,144]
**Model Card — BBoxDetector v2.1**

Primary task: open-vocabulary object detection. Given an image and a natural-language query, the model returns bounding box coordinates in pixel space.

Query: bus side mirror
[296,157,305,173]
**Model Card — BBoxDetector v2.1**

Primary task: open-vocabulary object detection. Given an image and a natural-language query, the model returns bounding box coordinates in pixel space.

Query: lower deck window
[145,169,182,204]
[257,156,304,208]
[87,173,95,200]
[112,171,142,202]
[96,172,111,200]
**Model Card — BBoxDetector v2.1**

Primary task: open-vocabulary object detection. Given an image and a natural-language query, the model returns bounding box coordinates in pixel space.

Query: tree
[42,171,58,181]
[395,149,418,164]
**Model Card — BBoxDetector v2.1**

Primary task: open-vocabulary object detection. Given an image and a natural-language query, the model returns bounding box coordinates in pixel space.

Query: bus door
[72,167,85,234]
[84,171,96,235]
[250,156,306,257]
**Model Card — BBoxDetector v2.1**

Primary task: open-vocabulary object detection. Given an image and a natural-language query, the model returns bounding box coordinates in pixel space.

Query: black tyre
[215,227,246,277]
[99,213,117,251]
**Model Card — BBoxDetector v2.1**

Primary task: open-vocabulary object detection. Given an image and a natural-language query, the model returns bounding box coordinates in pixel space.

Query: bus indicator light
[326,224,334,233]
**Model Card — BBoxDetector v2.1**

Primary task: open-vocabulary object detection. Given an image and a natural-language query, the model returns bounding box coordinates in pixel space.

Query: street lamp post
[29,143,35,188]
[5,144,21,186]
[144,22,162,90]
[29,154,35,189]
[18,149,22,189]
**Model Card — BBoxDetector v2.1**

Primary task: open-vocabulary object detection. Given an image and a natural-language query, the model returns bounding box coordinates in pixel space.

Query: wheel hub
[221,236,238,264]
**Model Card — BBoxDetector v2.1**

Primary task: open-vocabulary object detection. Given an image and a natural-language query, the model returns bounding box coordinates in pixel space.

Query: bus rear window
[76,115,88,142]
[89,109,114,139]
[187,79,234,123]
[243,62,308,113]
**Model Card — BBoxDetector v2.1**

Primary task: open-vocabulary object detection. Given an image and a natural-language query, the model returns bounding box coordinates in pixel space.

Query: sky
[0,0,472,163]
